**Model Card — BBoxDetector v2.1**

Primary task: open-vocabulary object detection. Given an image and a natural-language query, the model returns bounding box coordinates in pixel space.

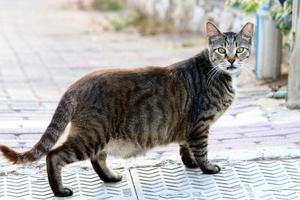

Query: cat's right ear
[239,22,254,38]
[206,22,221,37]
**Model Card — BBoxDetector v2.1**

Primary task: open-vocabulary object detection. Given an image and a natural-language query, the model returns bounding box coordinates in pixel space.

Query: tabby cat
[0,22,253,197]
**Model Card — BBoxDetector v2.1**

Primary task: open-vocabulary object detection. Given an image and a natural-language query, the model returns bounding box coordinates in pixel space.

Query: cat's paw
[182,159,199,169]
[103,174,123,183]
[54,187,73,197]
[201,164,221,174]
[181,152,198,169]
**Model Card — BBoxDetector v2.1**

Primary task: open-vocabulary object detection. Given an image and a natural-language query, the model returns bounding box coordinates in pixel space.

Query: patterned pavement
[2,159,300,199]
[0,0,299,157]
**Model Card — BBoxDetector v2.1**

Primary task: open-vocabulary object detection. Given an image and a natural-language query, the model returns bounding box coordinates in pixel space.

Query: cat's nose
[228,58,235,64]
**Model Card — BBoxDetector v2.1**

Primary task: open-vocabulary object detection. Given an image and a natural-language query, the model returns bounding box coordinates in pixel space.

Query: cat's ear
[206,22,222,37]
[239,22,254,38]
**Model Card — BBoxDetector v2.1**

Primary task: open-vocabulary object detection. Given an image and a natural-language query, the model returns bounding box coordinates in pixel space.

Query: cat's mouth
[226,66,237,70]
[224,65,240,75]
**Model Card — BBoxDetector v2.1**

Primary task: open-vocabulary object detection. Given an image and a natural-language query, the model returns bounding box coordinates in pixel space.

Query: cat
[0,22,253,197]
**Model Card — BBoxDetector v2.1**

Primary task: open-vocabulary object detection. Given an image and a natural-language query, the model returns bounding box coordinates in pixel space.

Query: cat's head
[206,22,254,75]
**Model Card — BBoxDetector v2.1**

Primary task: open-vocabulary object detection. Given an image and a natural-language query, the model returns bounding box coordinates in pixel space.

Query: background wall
[125,0,255,33]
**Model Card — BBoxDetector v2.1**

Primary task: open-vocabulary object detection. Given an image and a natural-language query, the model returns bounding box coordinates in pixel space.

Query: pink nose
[228,58,235,64]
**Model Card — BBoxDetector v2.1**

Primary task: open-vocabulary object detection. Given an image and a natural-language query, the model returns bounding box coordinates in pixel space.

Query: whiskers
[206,62,255,88]
[207,66,222,87]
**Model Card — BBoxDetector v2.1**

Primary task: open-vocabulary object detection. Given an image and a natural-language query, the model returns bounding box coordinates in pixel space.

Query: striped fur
[0,95,76,164]
[0,22,253,197]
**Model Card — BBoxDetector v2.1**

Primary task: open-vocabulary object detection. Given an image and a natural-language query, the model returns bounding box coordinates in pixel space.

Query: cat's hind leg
[46,137,91,197]
[91,151,122,183]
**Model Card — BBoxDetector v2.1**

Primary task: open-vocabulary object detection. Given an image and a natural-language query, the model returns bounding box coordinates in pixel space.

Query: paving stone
[236,109,266,119]
[18,133,43,140]
[19,120,49,130]
[0,133,18,140]
[0,121,22,132]
[226,107,257,116]
[213,115,236,127]
[0,0,299,165]
[219,136,285,145]
[2,159,300,200]
[0,104,10,111]
[232,117,269,127]
[259,139,298,147]
[241,127,300,138]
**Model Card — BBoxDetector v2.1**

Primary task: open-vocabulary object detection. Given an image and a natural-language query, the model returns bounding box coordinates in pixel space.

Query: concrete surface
[0,0,300,199]
[0,0,299,160]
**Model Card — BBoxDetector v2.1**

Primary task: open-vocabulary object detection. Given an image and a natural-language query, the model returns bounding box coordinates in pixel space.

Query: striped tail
[0,95,75,164]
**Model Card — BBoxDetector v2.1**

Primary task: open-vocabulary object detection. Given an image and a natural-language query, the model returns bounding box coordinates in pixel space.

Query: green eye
[236,47,244,53]
[217,48,226,54]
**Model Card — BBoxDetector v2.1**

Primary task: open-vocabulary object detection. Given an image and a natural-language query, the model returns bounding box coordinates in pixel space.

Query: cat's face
[206,22,254,75]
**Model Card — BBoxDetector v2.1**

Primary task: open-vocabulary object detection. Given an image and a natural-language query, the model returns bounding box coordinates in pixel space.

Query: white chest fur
[231,74,239,91]
[103,139,147,158]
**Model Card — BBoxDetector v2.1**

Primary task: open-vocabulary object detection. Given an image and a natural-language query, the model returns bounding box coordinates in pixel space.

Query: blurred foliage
[226,0,292,35]
[269,0,292,35]
[181,40,195,48]
[110,10,173,35]
[226,0,267,13]
[89,0,172,35]
[92,0,124,11]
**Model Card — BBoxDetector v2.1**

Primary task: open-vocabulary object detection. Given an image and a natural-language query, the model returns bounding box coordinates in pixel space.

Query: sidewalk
[0,0,300,199]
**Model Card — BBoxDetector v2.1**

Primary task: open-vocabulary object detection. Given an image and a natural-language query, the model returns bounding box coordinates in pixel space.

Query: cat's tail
[0,94,76,164]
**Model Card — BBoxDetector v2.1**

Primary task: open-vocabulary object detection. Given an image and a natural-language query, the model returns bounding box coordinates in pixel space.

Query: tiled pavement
[2,158,300,199]
[1,0,300,199]
[0,0,299,159]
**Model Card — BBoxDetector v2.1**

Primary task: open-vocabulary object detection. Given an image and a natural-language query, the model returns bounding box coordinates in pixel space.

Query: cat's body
[0,22,253,197]
[68,49,234,159]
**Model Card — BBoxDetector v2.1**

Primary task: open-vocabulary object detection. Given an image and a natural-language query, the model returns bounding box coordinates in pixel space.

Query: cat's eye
[217,48,226,54]
[236,47,245,53]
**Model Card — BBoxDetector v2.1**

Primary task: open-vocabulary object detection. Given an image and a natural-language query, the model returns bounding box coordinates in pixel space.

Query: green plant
[226,0,267,13]
[109,10,173,35]
[269,0,292,35]
[129,11,173,35]
[90,0,174,35]
[226,0,292,35]
[92,0,124,11]
[181,40,195,48]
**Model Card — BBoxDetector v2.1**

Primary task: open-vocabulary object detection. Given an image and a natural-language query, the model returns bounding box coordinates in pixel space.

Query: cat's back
[68,66,171,92]
[65,65,186,117]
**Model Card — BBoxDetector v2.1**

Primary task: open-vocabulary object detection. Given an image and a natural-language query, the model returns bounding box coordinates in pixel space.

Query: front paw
[53,187,73,197]
[182,157,199,169]
[200,163,221,174]
[184,161,199,169]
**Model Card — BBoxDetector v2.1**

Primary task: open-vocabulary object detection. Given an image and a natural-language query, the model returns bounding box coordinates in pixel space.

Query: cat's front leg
[179,143,198,168]
[188,130,220,174]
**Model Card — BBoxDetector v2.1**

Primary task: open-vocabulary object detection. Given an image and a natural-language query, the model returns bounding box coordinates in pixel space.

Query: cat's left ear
[239,22,254,38]
[206,22,222,37]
